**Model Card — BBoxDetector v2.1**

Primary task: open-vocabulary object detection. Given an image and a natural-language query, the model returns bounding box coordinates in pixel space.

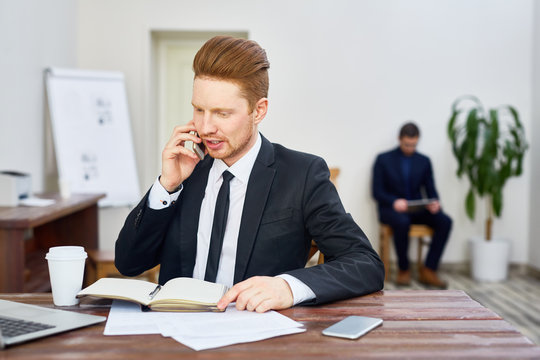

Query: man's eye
[218,112,230,118]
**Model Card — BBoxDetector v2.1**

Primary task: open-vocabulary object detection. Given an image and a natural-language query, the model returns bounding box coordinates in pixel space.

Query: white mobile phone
[322,316,383,339]
[184,131,205,160]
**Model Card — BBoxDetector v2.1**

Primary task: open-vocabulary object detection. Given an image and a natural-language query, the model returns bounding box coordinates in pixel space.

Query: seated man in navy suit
[116,36,384,312]
[372,122,452,288]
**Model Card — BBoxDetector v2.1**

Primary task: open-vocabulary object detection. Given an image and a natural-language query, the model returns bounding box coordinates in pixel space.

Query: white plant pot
[469,236,510,282]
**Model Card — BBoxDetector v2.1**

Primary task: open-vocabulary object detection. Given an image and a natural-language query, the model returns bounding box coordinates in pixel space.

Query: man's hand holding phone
[189,131,206,161]
[160,122,206,192]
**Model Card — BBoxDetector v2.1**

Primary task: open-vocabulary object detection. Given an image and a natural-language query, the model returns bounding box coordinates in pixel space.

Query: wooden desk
[0,193,105,292]
[1,290,539,358]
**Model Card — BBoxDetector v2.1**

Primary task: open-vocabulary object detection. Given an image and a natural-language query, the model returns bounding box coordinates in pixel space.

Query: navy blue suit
[116,135,384,305]
[372,147,452,271]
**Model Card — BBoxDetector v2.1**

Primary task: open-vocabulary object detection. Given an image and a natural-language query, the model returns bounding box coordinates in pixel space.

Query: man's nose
[198,113,217,135]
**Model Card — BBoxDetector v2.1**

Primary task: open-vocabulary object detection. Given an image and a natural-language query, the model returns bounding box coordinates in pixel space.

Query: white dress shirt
[148,133,315,305]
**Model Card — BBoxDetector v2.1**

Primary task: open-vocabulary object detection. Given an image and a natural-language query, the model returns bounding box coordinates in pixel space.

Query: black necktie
[204,170,234,282]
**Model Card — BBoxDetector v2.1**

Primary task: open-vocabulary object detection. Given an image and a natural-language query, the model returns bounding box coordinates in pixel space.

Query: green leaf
[447,110,459,141]
[507,105,522,129]
[500,160,511,182]
[492,188,502,217]
[451,95,480,113]
[489,109,499,141]
[466,188,475,220]
[515,154,524,175]
[510,129,521,148]
[465,109,479,159]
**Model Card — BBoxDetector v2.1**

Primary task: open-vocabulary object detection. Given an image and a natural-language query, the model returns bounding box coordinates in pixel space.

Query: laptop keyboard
[0,316,55,338]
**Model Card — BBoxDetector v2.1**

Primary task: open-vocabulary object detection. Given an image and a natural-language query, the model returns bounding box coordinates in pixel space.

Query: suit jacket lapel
[234,135,275,284]
[178,157,212,277]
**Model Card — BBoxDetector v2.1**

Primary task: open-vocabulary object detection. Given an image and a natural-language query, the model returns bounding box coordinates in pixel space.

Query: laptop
[0,299,106,349]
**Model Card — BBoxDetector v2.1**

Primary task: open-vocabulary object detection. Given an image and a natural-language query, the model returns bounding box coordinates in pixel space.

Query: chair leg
[380,226,391,281]
[417,237,423,274]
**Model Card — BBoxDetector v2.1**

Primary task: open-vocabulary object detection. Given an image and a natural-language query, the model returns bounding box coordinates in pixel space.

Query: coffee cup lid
[45,246,88,261]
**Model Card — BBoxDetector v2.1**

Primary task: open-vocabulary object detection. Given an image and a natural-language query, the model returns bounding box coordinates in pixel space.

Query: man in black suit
[372,122,452,288]
[115,36,384,312]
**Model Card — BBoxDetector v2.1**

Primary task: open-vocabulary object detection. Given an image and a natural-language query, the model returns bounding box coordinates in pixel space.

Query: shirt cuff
[277,274,316,305]
[148,176,182,209]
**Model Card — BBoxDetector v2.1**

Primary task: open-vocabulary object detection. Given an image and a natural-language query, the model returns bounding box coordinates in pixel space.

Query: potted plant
[447,95,527,281]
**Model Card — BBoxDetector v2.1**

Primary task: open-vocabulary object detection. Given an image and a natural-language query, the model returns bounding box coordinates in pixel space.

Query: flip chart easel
[45,68,140,207]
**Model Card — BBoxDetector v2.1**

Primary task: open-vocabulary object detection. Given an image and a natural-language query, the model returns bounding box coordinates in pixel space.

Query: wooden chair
[85,249,160,286]
[307,242,324,265]
[379,224,433,281]
[329,168,340,184]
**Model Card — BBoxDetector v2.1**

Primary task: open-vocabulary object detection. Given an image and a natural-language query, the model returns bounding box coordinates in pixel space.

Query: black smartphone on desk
[322,316,383,339]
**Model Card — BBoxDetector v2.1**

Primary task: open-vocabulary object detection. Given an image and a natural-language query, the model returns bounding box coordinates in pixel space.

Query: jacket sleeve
[284,157,385,305]
[114,189,177,277]
[372,154,397,207]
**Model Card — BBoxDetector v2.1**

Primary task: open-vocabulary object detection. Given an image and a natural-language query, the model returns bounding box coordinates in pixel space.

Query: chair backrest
[330,168,340,186]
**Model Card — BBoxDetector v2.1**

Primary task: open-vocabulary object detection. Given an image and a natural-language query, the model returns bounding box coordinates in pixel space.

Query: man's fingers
[218,277,294,313]
[165,130,200,150]
[217,280,252,310]
[254,299,273,313]
[237,287,264,311]
[217,288,239,310]
[164,143,199,159]
[234,281,263,310]
[171,123,196,136]
[426,201,440,214]
[246,293,273,312]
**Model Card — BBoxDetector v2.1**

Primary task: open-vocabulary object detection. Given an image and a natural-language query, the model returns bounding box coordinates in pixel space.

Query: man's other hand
[393,199,408,212]
[217,276,294,313]
[426,200,441,214]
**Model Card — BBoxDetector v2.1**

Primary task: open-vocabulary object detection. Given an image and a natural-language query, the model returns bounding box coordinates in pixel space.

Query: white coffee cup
[45,246,88,306]
[58,178,71,199]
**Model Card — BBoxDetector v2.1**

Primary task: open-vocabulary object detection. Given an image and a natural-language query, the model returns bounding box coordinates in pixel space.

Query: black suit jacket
[116,135,384,305]
[372,147,439,217]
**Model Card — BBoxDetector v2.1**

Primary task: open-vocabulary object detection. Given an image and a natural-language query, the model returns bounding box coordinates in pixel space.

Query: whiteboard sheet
[45,68,140,206]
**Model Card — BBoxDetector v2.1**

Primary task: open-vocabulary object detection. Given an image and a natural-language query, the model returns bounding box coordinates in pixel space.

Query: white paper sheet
[104,300,162,335]
[171,327,305,351]
[104,300,305,350]
[19,197,56,207]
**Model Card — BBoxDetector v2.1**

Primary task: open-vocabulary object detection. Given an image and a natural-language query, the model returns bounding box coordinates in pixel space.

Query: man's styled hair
[193,36,270,112]
[399,122,420,138]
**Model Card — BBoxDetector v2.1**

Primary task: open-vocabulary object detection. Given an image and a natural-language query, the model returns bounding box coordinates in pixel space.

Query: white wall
[77,0,534,261]
[530,1,540,271]
[0,0,78,193]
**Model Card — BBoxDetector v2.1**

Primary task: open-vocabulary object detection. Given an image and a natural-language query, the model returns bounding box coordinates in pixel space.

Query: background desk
[1,290,539,358]
[0,193,105,292]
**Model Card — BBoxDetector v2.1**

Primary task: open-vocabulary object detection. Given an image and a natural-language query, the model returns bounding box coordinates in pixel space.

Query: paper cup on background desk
[45,246,87,306]
[58,178,71,199]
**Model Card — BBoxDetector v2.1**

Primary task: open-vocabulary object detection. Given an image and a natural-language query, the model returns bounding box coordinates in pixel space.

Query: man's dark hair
[399,122,420,138]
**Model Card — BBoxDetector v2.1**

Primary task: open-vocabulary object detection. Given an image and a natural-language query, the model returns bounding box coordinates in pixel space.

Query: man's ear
[253,98,268,125]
